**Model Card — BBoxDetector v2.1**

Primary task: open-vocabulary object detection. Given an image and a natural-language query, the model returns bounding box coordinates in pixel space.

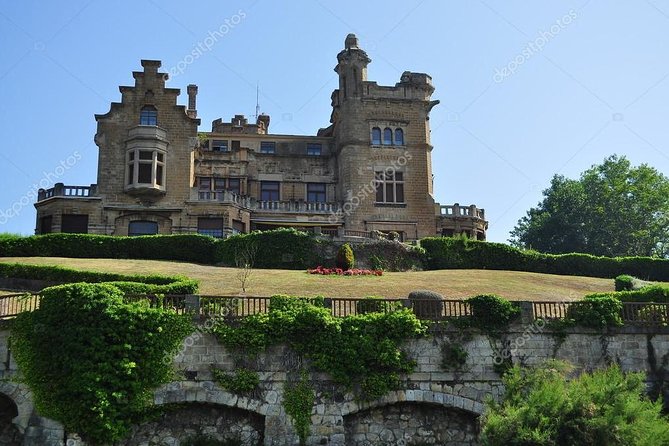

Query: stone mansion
[34,34,487,241]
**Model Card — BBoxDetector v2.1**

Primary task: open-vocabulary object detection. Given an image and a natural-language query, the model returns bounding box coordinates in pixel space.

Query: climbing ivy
[211,295,427,401]
[283,370,315,445]
[10,283,193,444]
[211,367,259,395]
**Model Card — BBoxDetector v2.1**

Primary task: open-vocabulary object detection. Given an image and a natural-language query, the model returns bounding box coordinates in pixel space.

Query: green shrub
[336,243,355,270]
[0,263,198,294]
[408,289,445,319]
[482,361,669,446]
[10,283,193,443]
[211,297,427,401]
[587,285,669,303]
[566,295,623,329]
[615,274,635,291]
[211,367,259,395]
[464,294,520,333]
[216,228,328,269]
[420,236,669,281]
[441,342,468,370]
[0,233,219,263]
[352,240,425,271]
[355,296,404,315]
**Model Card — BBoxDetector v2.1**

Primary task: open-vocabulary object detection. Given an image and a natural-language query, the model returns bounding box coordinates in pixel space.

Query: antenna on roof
[254,82,260,120]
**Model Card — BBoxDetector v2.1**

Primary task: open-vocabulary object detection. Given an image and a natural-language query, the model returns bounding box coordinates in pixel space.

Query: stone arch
[139,383,269,445]
[341,391,482,446]
[340,389,485,417]
[154,382,270,416]
[0,382,34,433]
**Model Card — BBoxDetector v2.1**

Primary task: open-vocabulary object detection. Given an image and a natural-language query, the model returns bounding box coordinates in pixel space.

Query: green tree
[481,361,669,446]
[511,155,669,257]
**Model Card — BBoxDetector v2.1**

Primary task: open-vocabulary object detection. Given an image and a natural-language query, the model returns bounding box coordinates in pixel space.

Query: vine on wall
[11,283,193,444]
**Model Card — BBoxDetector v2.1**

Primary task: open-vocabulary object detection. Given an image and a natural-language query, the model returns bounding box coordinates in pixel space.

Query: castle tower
[93,60,200,235]
[331,35,439,240]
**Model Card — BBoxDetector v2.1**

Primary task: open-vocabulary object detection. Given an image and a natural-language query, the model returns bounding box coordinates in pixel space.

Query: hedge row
[420,237,669,281]
[0,233,218,264]
[216,229,326,269]
[0,263,198,294]
[0,230,331,270]
[586,285,669,303]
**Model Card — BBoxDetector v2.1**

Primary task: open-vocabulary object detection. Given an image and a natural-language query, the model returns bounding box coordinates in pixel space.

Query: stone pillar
[185,294,200,321]
[518,301,535,325]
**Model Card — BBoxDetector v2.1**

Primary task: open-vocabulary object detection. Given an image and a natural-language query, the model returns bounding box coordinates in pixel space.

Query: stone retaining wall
[0,324,667,445]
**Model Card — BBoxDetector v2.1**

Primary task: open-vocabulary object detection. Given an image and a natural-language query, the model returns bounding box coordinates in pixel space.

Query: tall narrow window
[394,128,404,145]
[260,181,280,201]
[371,127,381,145]
[228,178,241,195]
[139,106,157,126]
[198,177,211,191]
[383,128,393,145]
[375,171,405,203]
[307,183,326,203]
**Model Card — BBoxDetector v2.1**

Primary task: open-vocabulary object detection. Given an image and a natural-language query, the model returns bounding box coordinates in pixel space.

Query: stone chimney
[187,84,198,118]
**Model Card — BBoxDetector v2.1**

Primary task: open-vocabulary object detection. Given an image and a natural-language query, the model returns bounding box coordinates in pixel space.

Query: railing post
[185,294,200,319]
[518,301,535,324]
[53,182,65,197]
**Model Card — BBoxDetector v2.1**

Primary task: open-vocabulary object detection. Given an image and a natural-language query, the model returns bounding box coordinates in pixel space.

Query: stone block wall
[2,324,668,445]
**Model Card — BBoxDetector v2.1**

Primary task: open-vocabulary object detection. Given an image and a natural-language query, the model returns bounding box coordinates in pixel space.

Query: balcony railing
[37,183,97,202]
[254,200,340,213]
[439,203,485,220]
[195,190,252,207]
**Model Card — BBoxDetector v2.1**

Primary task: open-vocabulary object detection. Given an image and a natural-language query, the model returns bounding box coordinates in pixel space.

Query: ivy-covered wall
[4,325,669,446]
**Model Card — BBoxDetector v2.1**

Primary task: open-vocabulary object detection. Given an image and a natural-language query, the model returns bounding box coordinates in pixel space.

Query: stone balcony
[192,189,340,214]
[439,203,485,220]
[37,183,97,202]
[437,203,488,240]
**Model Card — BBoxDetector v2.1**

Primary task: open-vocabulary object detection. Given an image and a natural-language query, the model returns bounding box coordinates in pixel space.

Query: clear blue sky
[1,0,668,243]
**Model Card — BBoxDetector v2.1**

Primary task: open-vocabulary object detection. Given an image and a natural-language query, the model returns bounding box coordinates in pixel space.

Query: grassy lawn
[0,257,614,301]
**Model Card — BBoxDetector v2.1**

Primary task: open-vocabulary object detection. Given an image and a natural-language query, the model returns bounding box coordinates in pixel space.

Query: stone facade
[3,324,669,445]
[34,34,487,241]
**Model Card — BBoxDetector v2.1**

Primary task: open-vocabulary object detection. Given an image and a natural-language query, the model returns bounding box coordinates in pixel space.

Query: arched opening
[122,403,264,445]
[0,393,22,445]
[394,128,404,145]
[344,401,479,445]
[139,105,158,126]
[371,127,381,145]
[382,127,393,145]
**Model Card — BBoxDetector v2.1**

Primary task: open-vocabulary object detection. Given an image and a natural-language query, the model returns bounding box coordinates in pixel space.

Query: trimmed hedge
[216,228,330,270]
[586,285,669,303]
[0,263,198,294]
[0,233,218,264]
[420,237,669,281]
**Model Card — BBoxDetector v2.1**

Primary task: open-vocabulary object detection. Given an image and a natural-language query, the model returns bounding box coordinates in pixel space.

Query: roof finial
[344,33,359,49]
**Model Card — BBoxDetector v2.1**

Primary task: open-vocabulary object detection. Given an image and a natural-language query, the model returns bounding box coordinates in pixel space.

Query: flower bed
[307,266,383,276]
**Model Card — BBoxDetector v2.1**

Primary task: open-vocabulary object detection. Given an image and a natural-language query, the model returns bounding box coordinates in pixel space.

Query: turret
[334,33,370,101]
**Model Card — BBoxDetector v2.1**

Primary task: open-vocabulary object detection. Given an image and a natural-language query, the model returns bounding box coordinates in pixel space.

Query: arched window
[139,106,157,126]
[383,128,393,145]
[371,127,381,145]
[394,128,404,145]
